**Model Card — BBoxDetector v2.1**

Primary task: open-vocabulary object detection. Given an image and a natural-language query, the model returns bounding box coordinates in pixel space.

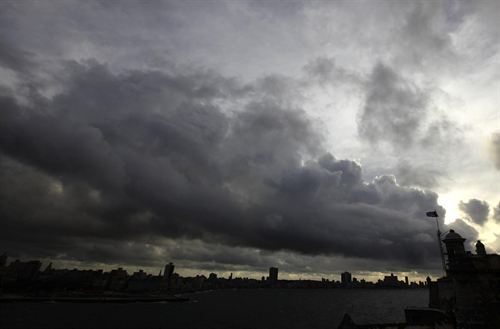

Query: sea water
[1,289,428,329]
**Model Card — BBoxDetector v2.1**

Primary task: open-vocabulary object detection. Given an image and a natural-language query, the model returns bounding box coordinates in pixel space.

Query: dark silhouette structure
[429,230,500,328]
[442,229,466,259]
[163,262,175,288]
[341,272,352,285]
[338,225,500,328]
[476,240,486,256]
[0,256,426,298]
[268,267,278,283]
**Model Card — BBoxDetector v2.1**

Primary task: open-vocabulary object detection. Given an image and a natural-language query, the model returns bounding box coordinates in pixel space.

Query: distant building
[7,259,42,281]
[132,269,148,280]
[382,273,399,287]
[341,272,352,285]
[164,262,175,282]
[108,267,128,291]
[405,276,409,286]
[269,267,278,282]
[109,267,128,278]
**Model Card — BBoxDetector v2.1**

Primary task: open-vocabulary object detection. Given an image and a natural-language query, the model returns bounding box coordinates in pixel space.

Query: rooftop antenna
[426,210,446,275]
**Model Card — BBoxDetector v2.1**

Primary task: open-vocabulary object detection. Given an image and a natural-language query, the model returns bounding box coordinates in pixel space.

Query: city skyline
[2,226,498,328]
[1,0,500,280]
[0,253,430,288]
[0,249,457,284]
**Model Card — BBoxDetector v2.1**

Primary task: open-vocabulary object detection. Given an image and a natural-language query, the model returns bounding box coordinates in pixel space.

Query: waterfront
[1,288,428,329]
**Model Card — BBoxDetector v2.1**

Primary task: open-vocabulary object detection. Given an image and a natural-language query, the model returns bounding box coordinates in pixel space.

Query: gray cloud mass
[2,0,497,275]
[0,57,445,271]
[493,201,500,223]
[458,199,490,226]
[359,63,429,150]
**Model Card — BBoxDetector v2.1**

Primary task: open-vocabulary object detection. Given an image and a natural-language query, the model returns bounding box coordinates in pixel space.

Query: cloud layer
[459,199,490,226]
[1,0,499,276]
[0,58,446,272]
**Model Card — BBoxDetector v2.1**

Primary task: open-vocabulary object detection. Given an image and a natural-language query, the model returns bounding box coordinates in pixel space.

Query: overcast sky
[1,0,499,280]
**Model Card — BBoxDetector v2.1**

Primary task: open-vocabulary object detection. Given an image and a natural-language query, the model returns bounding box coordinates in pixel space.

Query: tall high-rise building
[164,262,175,282]
[269,267,278,282]
[341,271,352,284]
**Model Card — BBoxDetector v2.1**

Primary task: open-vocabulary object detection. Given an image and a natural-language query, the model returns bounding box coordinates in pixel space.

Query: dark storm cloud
[398,1,455,68]
[0,96,126,190]
[358,61,463,152]
[0,58,447,270]
[358,63,429,149]
[302,57,361,85]
[395,161,443,188]
[0,40,36,74]
[458,199,490,226]
[166,240,442,276]
[357,61,464,189]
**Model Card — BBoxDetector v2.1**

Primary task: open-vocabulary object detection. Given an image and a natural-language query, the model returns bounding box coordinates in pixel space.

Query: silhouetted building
[269,267,278,282]
[382,273,399,287]
[127,270,163,293]
[132,269,148,280]
[7,259,42,281]
[108,267,128,291]
[429,230,500,327]
[442,229,465,261]
[164,262,174,282]
[341,272,352,285]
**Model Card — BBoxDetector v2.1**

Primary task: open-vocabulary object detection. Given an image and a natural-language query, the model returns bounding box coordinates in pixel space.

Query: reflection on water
[1,289,428,329]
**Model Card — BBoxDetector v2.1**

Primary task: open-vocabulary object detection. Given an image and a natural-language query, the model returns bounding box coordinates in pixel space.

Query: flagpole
[426,210,446,276]
[435,217,446,276]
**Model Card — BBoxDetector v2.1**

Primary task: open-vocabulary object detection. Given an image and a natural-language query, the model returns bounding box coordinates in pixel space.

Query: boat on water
[338,229,500,329]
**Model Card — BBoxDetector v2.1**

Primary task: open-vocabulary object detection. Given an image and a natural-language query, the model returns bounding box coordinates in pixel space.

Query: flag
[426,210,439,217]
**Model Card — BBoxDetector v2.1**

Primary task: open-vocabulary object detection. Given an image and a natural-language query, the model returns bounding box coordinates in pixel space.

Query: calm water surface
[1,289,428,329]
